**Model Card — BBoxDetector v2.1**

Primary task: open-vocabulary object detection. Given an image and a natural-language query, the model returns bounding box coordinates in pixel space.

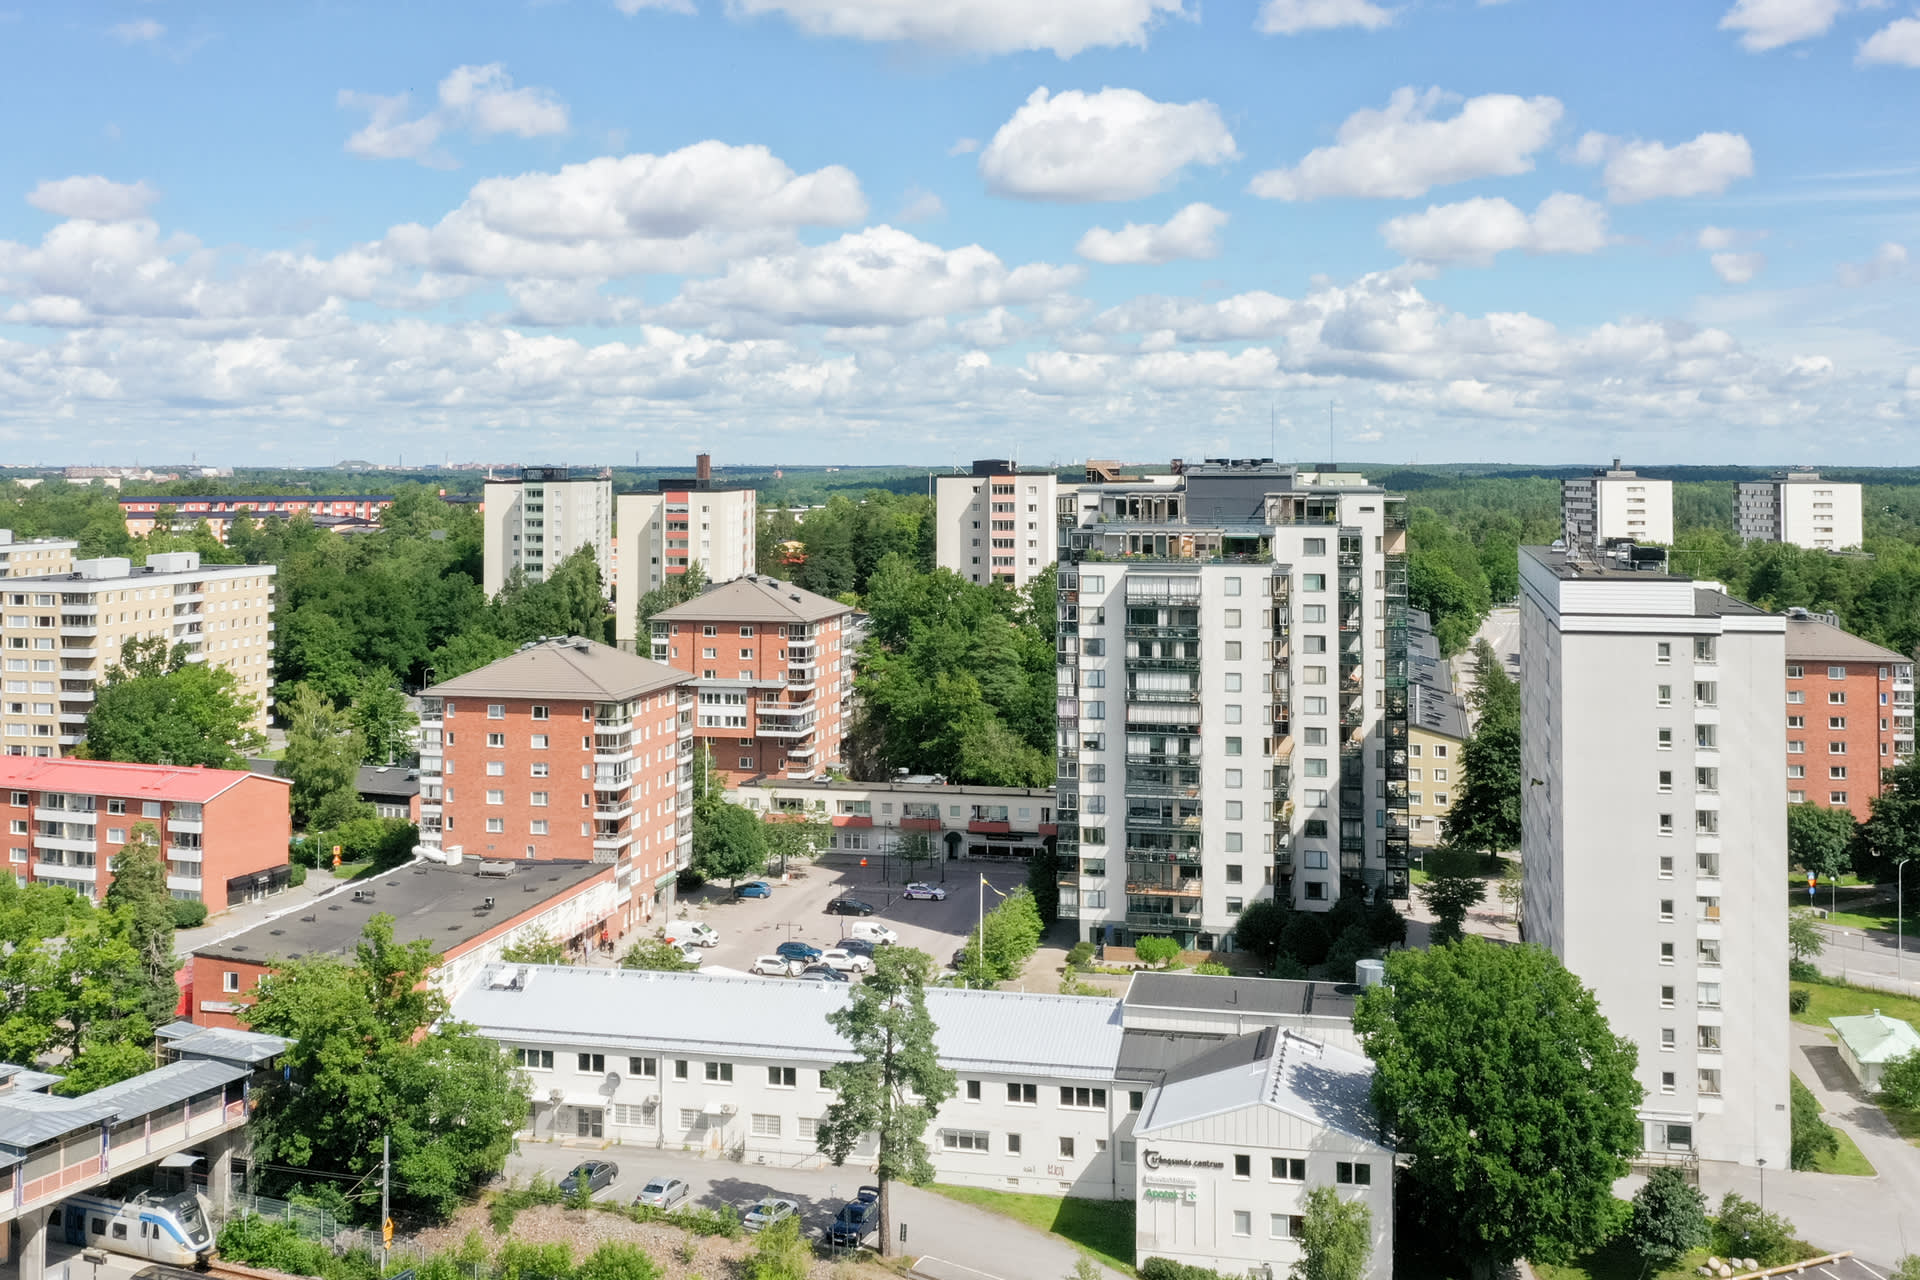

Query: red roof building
[0,757,292,913]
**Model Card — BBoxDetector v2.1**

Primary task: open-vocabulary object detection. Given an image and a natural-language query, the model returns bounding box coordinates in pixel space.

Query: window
[1789,691,1805,705]
[1698,1069,1723,1096]
[1007,1082,1036,1104]
[531,791,549,807]
[1661,1028,1676,1051]
[577,1052,606,1073]
[942,1130,989,1152]
[1271,1215,1305,1240]
[1233,1153,1252,1178]
[1660,942,1675,964]
[1058,1136,1076,1159]
[673,1060,689,1079]
[485,818,505,833]
[223,971,240,993]
[1007,1133,1022,1154]
[1656,642,1672,665]
[1829,665,1847,680]
[531,705,549,720]
[1657,771,1673,793]
[1830,690,1847,705]
[705,1061,733,1082]
[1657,728,1673,750]
[751,1114,781,1138]
[1231,1211,1252,1238]
[1694,638,1716,663]
[1661,985,1676,1008]
[1830,741,1847,755]
[1661,1072,1676,1095]
[487,761,506,776]
[1697,983,1722,1008]
[1658,813,1673,834]
[1336,1162,1371,1186]
[1830,766,1848,780]
[1304,574,1325,591]
[1657,684,1672,707]
[487,733,506,748]
[768,1066,796,1088]
[1271,1156,1306,1181]
[531,762,549,778]
[1659,899,1674,921]
[1060,1086,1107,1109]
[629,1056,657,1077]
[488,704,505,719]
[516,1048,554,1070]
[1830,717,1848,730]
[531,734,549,749]
[486,790,504,805]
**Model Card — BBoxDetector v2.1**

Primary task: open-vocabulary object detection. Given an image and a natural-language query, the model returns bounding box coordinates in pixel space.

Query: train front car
[52,1188,215,1266]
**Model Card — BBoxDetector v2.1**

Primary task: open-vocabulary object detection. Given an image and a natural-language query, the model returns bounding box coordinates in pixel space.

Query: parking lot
[670,856,1032,976]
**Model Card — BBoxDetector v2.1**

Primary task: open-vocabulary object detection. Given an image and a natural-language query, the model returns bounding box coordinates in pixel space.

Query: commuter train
[50,1187,215,1266]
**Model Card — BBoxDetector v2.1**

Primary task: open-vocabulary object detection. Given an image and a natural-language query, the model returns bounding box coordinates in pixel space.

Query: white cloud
[109,19,163,42]
[340,64,570,165]
[1710,251,1765,283]
[1077,203,1228,264]
[948,138,980,156]
[1719,0,1844,51]
[1697,226,1737,250]
[1381,193,1608,265]
[671,226,1080,326]
[899,188,947,222]
[26,176,160,222]
[1574,130,1755,203]
[726,0,1190,57]
[615,0,696,13]
[383,141,867,279]
[979,87,1238,202]
[1248,87,1562,201]
[1858,15,1920,64]
[1256,0,1393,34]
[1838,241,1908,285]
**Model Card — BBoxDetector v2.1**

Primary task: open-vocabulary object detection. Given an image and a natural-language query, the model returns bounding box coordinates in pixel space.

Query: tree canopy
[81,636,266,767]
[1859,758,1920,880]
[279,683,367,830]
[1354,937,1642,1272]
[1442,641,1521,855]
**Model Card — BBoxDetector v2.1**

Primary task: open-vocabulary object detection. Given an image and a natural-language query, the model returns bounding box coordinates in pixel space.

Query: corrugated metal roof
[0,757,276,804]
[163,1026,288,1065]
[0,1094,121,1149]
[651,577,852,625]
[1136,1027,1384,1148]
[80,1059,248,1119]
[450,966,1123,1079]
[425,637,687,702]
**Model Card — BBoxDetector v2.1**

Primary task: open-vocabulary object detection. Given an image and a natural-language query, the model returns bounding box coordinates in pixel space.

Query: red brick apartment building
[419,637,693,929]
[119,495,394,541]
[1784,611,1916,819]
[0,757,291,913]
[648,576,854,785]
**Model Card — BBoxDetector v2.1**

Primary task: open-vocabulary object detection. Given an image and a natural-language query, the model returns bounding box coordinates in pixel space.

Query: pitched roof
[0,757,282,804]
[1135,1026,1385,1147]
[651,576,851,625]
[1411,682,1469,742]
[1784,616,1906,665]
[1830,1011,1920,1065]
[424,637,686,702]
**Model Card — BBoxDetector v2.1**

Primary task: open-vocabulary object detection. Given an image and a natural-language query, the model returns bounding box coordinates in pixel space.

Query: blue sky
[0,0,1916,468]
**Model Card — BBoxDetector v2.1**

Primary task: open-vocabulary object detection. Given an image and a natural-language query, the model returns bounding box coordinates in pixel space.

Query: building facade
[0,532,77,580]
[935,461,1059,589]
[482,468,614,597]
[1782,611,1915,818]
[0,757,291,910]
[727,777,1058,861]
[1561,461,1673,554]
[118,495,394,542]
[419,637,693,931]
[1056,462,1411,950]
[1736,472,1864,551]
[1406,609,1468,851]
[3,552,276,755]
[650,577,853,784]
[1519,544,1788,1168]
[613,456,757,651]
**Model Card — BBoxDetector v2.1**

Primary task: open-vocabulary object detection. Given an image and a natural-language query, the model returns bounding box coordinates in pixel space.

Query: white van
[845,921,897,945]
[663,922,720,948]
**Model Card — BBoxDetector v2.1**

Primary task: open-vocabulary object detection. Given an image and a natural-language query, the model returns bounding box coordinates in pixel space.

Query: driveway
[502,1145,1129,1280]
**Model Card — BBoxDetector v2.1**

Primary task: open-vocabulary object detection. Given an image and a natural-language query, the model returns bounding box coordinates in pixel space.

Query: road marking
[913,1256,1007,1280]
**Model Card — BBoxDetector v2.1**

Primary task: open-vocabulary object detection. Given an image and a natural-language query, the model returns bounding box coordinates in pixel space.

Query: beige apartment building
[2,551,276,755]
[0,532,78,581]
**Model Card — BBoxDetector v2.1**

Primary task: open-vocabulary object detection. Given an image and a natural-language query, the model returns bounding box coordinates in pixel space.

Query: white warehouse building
[452,966,1392,1279]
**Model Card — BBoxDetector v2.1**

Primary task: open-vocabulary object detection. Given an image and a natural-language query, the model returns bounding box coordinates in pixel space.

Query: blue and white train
[49,1187,214,1266]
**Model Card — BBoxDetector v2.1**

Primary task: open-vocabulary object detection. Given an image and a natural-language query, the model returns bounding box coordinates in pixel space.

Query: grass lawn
[1534,1243,1710,1280]
[1809,1125,1876,1176]
[1790,976,1920,1029]
[928,1185,1135,1274]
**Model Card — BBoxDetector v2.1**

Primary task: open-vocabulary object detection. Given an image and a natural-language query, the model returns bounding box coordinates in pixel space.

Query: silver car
[632,1176,691,1210]
[742,1197,799,1232]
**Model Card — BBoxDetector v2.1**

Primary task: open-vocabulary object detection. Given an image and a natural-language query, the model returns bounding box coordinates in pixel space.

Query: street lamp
[1898,857,1914,985]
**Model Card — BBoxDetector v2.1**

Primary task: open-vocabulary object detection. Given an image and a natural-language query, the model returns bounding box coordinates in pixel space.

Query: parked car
[836,937,878,958]
[826,897,876,916]
[775,940,822,962]
[846,920,898,945]
[742,1198,799,1232]
[632,1176,690,1210]
[733,881,773,900]
[827,1187,881,1248]
[801,964,850,982]
[818,948,872,974]
[663,922,721,948]
[902,882,947,901]
[751,954,803,977]
[674,942,704,966]
[558,1161,618,1195]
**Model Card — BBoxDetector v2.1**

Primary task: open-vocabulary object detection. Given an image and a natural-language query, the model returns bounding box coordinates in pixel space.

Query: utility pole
[381,1133,391,1269]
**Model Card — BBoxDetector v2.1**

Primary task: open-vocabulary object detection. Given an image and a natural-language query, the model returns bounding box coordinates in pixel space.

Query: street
[1812,922,1920,1000]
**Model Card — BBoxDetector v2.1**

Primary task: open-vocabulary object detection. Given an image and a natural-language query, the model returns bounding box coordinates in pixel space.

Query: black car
[558,1160,619,1194]
[837,937,878,958]
[826,897,876,916]
[827,1186,881,1248]
[801,963,851,982]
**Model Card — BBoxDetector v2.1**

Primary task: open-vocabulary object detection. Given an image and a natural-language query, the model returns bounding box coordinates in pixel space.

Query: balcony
[35,807,95,824]
[969,819,1011,835]
[166,818,203,835]
[594,800,634,819]
[1125,811,1202,832]
[34,860,96,880]
[35,833,98,853]
[167,845,203,861]
[901,816,943,831]
[1125,909,1204,932]
[758,720,815,738]
[1125,876,1203,898]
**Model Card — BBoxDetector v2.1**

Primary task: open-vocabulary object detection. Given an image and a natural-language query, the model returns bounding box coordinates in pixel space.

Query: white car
[665,922,721,948]
[750,955,802,977]
[902,882,947,901]
[818,948,872,974]
[675,942,704,966]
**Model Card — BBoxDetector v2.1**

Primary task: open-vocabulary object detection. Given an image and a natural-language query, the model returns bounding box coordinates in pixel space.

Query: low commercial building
[118,495,394,542]
[1737,472,1863,551]
[187,855,622,1029]
[1783,610,1914,818]
[727,777,1059,862]
[1830,1012,1920,1091]
[451,965,1392,1273]
[0,757,291,911]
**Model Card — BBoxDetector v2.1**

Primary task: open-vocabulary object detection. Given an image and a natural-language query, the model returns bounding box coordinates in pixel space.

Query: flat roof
[118,495,394,506]
[1521,544,1688,582]
[425,636,686,702]
[1784,616,1906,665]
[732,777,1057,800]
[1124,972,1359,1022]
[194,858,609,965]
[0,757,282,805]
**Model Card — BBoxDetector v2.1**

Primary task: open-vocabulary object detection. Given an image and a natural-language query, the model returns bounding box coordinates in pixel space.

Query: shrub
[1324,924,1374,981]
[1280,912,1332,967]
[1626,1169,1709,1271]
[1066,940,1094,969]
[1789,1075,1839,1170]
[168,899,209,929]
[1272,955,1309,980]
[747,1214,812,1280]
[488,1174,564,1233]
[575,1242,661,1280]
[1142,1258,1234,1280]
[1788,959,1822,983]
[1712,1192,1795,1267]
[677,868,706,893]
[1134,936,1182,967]
[1788,987,1811,1014]
[289,862,308,887]
[1882,1049,1920,1110]
[496,1240,575,1280]
[1194,961,1231,975]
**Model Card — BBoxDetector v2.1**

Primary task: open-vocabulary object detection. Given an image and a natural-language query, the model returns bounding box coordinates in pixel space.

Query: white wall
[1778,481,1862,551]
[936,473,1057,589]
[614,490,758,647]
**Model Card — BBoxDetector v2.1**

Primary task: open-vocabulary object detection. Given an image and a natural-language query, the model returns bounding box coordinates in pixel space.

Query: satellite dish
[602,1071,622,1095]
[547,1089,565,1104]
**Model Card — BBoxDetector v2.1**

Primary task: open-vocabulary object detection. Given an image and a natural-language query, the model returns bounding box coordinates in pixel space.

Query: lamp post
[1899,857,1914,985]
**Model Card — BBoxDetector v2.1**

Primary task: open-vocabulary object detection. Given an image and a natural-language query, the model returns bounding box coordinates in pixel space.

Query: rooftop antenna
[1328,400,1337,470]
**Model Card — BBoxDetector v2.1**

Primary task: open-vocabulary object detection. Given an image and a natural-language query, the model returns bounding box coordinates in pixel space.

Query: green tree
[692,803,769,887]
[352,669,418,765]
[1879,1049,1920,1109]
[54,1038,156,1096]
[1789,1075,1838,1170]
[1354,938,1642,1274]
[1787,910,1824,963]
[1024,843,1060,926]
[1625,1168,1709,1272]
[81,635,266,767]
[633,559,708,634]
[763,807,832,876]
[1712,1192,1794,1267]
[1786,802,1858,884]
[1291,1185,1372,1280]
[1280,911,1332,967]
[817,946,956,1258]
[1442,719,1521,856]
[1859,758,1920,882]
[620,939,699,972]
[961,886,1044,984]
[1418,847,1489,945]
[747,1214,811,1280]
[1232,898,1291,962]
[1134,936,1182,968]
[1891,1257,1920,1280]
[278,683,367,829]
[499,931,567,965]
[243,915,526,1218]
[100,823,179,1026]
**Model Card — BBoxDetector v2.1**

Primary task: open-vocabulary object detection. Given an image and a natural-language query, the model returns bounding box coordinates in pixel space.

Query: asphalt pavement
[1812,921,1920,1000]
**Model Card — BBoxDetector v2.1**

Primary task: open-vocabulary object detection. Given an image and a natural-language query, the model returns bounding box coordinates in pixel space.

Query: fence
[212,1192,435,1273]
[1813,929,1920,999]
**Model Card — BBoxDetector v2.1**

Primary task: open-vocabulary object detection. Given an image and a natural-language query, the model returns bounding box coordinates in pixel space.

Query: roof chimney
[696,453,712,483]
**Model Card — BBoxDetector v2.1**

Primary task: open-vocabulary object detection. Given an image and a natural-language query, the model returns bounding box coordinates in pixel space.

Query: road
[1453,605,1518,726]
[502,1144,1129,1280]
[1812,922,1920,1000]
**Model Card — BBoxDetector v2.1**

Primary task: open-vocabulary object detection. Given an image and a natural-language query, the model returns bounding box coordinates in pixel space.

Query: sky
[0,0,1917,469]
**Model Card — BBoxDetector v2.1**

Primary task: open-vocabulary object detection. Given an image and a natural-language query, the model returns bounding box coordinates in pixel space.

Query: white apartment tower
[936,460,1058,589]
[482,467,614,597]
[1736,472,1863,551]
[1056,461,1411,949]
[1561,461,1673,554]
[1519,545,1788,1168]
[613,454,757,651]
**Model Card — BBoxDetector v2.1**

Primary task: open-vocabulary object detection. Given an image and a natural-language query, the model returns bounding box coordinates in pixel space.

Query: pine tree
[101,822,179,1026]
